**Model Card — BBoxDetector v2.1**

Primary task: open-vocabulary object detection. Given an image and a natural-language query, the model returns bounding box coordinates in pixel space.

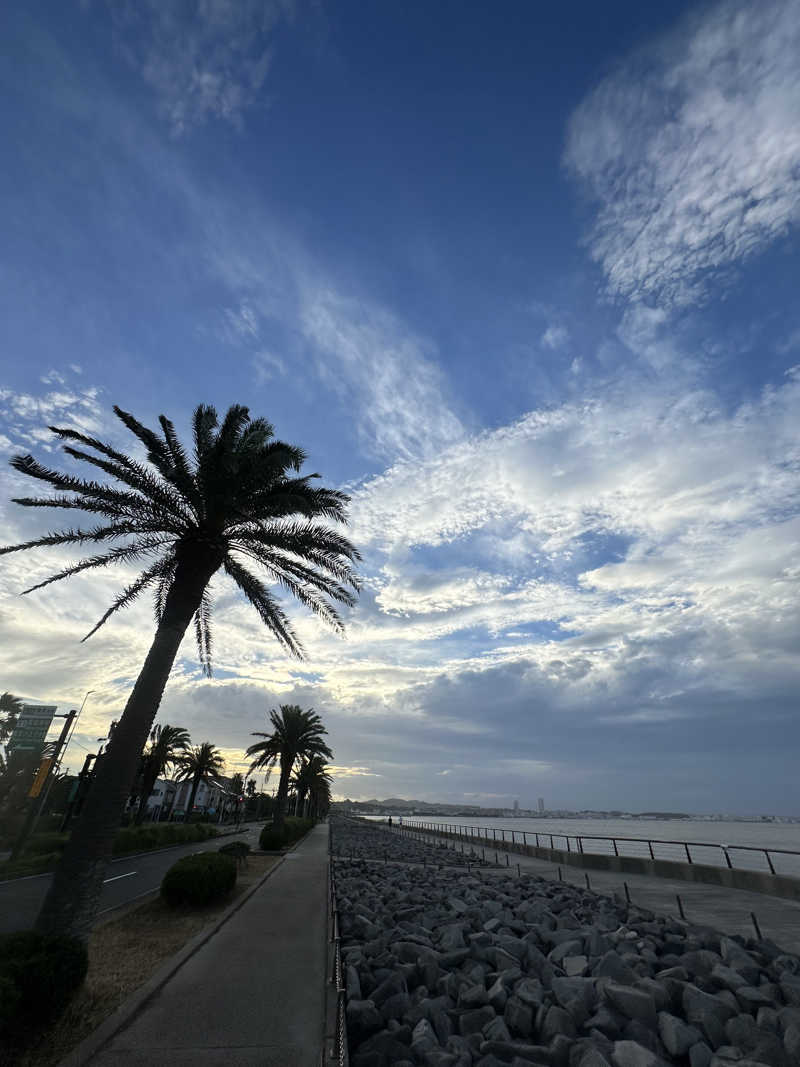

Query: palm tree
[175,742,225,817]
[291,755,332,818]
[246,705,332,830]
[1,404,360,940]
[134,724,191,824]
[0,692,23,743]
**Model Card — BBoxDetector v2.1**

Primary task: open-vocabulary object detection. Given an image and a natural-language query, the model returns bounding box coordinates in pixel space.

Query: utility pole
[10,708,77,861]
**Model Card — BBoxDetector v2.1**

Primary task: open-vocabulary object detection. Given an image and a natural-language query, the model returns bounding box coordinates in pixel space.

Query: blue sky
[1,0,799,814]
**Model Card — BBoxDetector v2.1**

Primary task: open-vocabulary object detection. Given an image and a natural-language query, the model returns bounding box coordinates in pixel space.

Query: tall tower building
[538,797,545,814]
[513,798,519,813]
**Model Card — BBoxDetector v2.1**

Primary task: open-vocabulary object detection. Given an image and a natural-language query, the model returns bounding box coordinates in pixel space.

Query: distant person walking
[388,816,393,827]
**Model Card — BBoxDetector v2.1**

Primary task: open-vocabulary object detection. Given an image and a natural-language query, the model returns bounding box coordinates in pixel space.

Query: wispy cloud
[565,0,800,306]
[540,325,569,350]
[108,0,296,135]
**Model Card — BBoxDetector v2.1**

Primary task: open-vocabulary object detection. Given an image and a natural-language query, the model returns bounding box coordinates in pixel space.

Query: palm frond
[193,586,213,678]
[0,521,161,557]
[81,556,174,640]
[222,556,304,658]
[20,536,171,595]
[158,415,201,508]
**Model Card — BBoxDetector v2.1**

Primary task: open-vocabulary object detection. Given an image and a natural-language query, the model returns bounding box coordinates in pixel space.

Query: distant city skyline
[1,0,799,813]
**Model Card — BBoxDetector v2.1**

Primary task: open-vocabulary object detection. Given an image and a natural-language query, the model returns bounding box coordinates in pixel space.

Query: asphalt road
[0,823,261,934]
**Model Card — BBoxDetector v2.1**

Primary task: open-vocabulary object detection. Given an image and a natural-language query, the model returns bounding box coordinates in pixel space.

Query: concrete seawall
[410,825,800,902]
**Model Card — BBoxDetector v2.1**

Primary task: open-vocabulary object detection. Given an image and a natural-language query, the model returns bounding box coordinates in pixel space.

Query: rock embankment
[331,816,497,868]
[334,855,800,1067]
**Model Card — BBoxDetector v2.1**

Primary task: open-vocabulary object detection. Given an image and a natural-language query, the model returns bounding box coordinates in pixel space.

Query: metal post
[558,866,562,881]
[764,850,775,875]
[612,838,619,857]
[578,837,584,854]
[684,843,692,863]
[550,834,554,849]
[623,881,631,902]
[517,863,521,877]
[721,846,732,869]
[676,894,686,920]
[585,872,591,890]
[750,912,762,940]
[648,840,655,860]
[566,836,571,853]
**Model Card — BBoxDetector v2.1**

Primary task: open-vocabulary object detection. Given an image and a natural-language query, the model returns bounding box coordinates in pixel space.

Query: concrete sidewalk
[390,826,800,954]
[86,822,330,1066]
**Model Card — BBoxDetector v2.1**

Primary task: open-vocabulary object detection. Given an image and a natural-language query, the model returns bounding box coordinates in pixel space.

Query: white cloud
[564,0,800,306]
[108,0,296,135]
[541,325,569,350]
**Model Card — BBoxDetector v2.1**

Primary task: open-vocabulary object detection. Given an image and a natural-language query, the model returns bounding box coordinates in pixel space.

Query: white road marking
[102,870,137,883]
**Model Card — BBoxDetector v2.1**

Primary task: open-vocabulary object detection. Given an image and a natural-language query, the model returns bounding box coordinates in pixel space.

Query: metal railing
[328,859,349,1067]
[389,820,800,878]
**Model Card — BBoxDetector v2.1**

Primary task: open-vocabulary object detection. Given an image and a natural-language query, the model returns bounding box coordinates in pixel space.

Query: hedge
[259,816,314,851]
[112,821,218,855]
[160,852,237,907]
[0,931,88,1034]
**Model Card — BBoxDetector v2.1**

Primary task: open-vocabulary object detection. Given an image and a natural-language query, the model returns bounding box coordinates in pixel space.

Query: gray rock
[552,977,596,1012]
[610,1040,671,1067]
[431,1004,454,1044]
[381,990,412,1021]
[580,1051,612,1067]
[370,971,407,1006]
[550,1033,575,1066]
[551,940,586,964]
[541,1005,578,1041]
[658,1012,702,1056]
[439,923,468,951]
[585,1004,626,1039]
[756,1007,779,1034]
[635,979,669,1013]
[460,1005,496,1035]
[483,1015,512,1043]
[735,985,775,1011]
[603,982,657,1029]
[779,975,800,1006]
[724,1013,759,1050]
[595,951,638,986]
[505,995,534,1038]
[347,999,383,1033]
[683,985,737,1026]
[488,975,509,1012]
[689,1043,713,1067]
[514,978,545,1008]
[411,1018,438,1053]
[784,1024,800,1059]
[459,983,490,1009]
[565,956,590,977]
[710,1046,743,1063]
[711,965,748,992]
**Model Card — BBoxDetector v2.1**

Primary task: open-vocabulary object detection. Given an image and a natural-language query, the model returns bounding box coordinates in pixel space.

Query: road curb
[58,853,286,1066]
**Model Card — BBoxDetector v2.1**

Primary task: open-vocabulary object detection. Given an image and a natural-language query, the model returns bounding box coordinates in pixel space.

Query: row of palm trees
[0,403,360,939]
[131,705,335,825]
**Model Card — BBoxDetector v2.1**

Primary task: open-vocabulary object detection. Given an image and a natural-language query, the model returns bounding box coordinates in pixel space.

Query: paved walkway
[389,825,800,954]
[87,822,330,1066]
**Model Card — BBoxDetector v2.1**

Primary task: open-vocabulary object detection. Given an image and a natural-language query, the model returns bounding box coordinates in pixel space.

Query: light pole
[35,690,95,819]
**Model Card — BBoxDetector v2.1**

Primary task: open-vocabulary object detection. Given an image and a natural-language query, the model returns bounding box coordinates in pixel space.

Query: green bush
[160,852,237,907]
[112,822,217,856]
[0,851,63,881]
[218,841,250,863]
[0,931,88,1034]
[259,824,288,851]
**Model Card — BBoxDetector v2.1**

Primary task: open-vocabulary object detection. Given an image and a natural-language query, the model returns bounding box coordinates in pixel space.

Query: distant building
[513,799,519,813]
[538,797,545,814]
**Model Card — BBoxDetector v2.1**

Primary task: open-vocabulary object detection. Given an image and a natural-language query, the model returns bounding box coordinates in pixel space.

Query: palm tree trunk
[272,755,293,831]
[35,552,219,941]
[134,763,159,825]
[187,772,201,819]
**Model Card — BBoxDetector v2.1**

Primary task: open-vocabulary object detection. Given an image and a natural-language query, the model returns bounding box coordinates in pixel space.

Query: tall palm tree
[1,404,360,940]
[134,723,191,824]
[291,755,332,818]
[246,705,332,830]
[0,692,23,743]
[175,742,225,817]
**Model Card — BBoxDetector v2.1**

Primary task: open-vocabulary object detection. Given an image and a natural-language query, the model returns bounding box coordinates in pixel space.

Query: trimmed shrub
[259,824,288,851]
[22,832,69,856]
[218,841,250,864]
[160,851,237,907]
[112,821,217,856]
[0,931,88,1034]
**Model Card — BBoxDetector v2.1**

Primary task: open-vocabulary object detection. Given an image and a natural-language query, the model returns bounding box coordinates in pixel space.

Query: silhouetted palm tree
[175,742,225,817]
[0,692,23,743]
[291,755,332,817]
[134,724,191,824]
[246,705,332,830]
[1,404,360,939]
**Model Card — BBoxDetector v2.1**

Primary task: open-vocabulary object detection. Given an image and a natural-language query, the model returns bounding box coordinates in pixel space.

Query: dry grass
[6,854,278,1067]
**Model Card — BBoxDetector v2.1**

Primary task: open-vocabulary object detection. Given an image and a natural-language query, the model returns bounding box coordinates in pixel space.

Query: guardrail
[392,820,800,878]
[328,858,348,1067]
